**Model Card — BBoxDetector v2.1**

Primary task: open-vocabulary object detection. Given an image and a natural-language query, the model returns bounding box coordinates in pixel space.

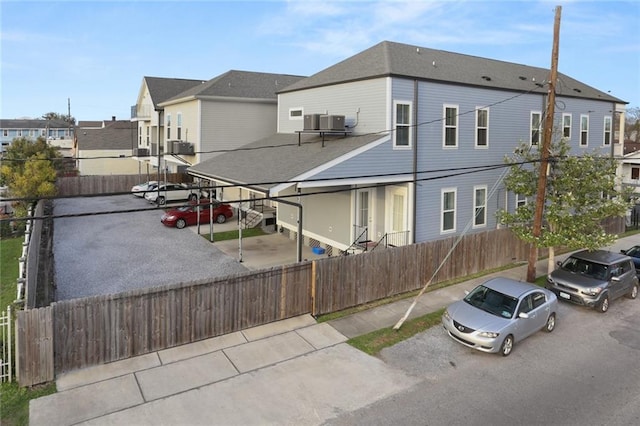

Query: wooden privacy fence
[14,220,625,386]
[56,174,193,197]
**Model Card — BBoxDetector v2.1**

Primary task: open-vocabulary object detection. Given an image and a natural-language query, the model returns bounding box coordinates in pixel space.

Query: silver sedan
[442,277,558,356]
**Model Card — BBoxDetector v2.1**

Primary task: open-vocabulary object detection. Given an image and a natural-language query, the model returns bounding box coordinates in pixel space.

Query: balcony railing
[131,104,153,120]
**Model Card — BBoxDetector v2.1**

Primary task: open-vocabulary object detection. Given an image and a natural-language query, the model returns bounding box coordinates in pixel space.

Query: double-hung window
[441,188,457,233]
[562,113,572,139]
[394,101,411,148]
[580,115,589,146]
[166,114,172,140]
[177,113,182,140]
[474,186,487,227]
[516,194,527,209]
[476,108,489,147]
[443,105,458,147]
[603,116,612,146]
[530,112,541,146]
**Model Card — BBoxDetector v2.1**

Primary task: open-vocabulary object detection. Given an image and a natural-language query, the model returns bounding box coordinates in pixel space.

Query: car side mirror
[556,261,562,267]
[621,250,627,254]
[518,312,530,319]
[611,276,621,282]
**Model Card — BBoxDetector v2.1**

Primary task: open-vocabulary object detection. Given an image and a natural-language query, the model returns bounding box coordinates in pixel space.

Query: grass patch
[1,237,57,426]
[0,381,57,426]
[348,309,445,356]
[1,237,22,311]
[200,227,267,242]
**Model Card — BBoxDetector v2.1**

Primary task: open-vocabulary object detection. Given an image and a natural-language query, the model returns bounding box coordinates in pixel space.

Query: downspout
[412,79,418,243]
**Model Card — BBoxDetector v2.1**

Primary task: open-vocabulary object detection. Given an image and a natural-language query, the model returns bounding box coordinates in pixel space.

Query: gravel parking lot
[53,195,249,301]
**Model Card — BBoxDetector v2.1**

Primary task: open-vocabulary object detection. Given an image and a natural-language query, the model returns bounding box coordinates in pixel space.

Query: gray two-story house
[188,40,626,256]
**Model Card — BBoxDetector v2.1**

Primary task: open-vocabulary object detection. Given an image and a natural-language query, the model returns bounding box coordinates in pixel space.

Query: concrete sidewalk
[29,234,640,425]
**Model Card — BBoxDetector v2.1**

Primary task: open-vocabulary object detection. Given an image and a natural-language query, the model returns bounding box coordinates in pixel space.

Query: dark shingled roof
[188,132,385,192]
[0,118,71,129]
[279,40,625,104]
[161,70,306,104]
[76,120,137,150]
[144,77,206,109]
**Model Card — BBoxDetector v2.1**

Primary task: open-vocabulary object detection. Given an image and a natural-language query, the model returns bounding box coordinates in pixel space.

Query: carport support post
[209,188,214,242]
[238,188,243,263]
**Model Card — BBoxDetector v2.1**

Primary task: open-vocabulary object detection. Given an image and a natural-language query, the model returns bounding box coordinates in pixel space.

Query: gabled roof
[0,118,71,129]
[279,40,624,104]
[143,77,206,109]
[76,120,137,150]
[160,70,306,105]
[188,132,385,193]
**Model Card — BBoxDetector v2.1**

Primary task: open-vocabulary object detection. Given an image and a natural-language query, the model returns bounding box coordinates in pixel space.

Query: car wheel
[627,284,638,299]
[598,295,609,313]
[500,335,514,357]
[176,219,186,229]
[189,194,198,202]
[157,196,165,206]
[544,313,556,332]
[216,214,227,224]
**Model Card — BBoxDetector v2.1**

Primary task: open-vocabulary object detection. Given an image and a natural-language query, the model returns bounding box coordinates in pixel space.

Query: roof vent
[535,83,544,88]
[518,76,527,80]
[481,76,492,81]
[573,88,582,93]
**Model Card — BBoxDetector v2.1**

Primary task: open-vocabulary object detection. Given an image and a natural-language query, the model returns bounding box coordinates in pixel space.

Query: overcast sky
[1,0,638,122]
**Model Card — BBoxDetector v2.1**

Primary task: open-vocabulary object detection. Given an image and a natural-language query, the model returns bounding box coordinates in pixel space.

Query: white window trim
[562,113,572,140]
[441,187,457,233]
[166,113,172,140]
[516,193,527,209]
[289,107,304,120]
[580,114,589,146]
[475,107,489,148]
[603,116,612,146]
[443,104,459,148]
[473,185,487,228]
[530,111,542,146]
[393,100,412,149]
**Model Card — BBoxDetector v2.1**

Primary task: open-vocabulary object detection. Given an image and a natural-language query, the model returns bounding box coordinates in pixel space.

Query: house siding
[77,149,141,175]
[200,99,277,163]
[278,79,388,135]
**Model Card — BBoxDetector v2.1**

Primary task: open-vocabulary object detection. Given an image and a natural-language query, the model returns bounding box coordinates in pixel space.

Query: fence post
[0,306,12,383]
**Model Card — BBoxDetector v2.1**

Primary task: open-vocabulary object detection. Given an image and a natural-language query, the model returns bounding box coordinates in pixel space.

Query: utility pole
[527,5,562,282]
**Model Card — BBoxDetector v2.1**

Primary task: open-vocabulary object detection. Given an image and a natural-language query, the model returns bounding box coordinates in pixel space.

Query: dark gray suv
[546,250,639,313]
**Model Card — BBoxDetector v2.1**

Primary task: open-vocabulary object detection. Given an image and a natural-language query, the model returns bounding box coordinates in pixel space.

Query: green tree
[497,138,632,273]
[41,111,75,125]
[0,137,60,227]
[625,107,640,141]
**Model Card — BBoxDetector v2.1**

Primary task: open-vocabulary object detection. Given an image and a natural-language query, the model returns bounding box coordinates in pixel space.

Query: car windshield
[625,246,640,257]
[464,285,518,319]
[560,257,609,280]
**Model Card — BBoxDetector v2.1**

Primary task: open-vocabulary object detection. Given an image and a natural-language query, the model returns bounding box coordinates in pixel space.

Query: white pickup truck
[144,183,200,205]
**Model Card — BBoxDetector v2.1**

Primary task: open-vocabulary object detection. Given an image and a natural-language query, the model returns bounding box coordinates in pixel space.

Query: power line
[4,161,515,222]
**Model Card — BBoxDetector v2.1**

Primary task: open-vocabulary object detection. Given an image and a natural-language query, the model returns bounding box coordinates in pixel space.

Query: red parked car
[161,199,233,229]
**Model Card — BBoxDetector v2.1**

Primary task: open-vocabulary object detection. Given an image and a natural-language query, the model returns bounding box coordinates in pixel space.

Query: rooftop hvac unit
[172,141,194,155]
[304,114,321,130]
[319,115,345,131]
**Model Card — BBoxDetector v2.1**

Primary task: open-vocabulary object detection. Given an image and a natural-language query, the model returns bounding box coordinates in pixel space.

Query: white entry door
[355,189,373,242]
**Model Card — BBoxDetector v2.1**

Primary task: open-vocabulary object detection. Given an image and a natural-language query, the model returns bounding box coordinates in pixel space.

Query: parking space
[53,195,250,301]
